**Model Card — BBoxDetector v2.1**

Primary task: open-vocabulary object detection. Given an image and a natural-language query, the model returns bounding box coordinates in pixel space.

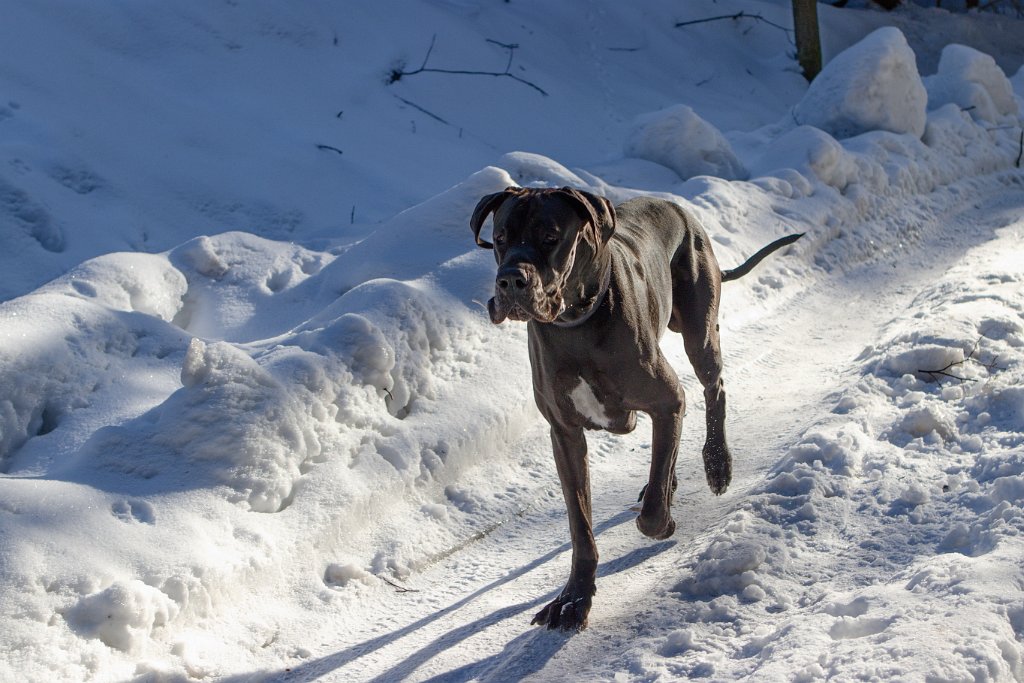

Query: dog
[470,186,801,631]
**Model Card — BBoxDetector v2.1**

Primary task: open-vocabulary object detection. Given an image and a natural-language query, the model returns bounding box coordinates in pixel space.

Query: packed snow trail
[253,172,1023,682]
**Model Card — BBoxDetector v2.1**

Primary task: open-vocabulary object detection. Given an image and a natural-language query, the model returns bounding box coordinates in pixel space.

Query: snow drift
[794,26,928,139]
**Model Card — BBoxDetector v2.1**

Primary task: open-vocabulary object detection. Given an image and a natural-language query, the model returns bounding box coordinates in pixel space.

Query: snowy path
[268,175,1023,682]
[3,4,1023,680]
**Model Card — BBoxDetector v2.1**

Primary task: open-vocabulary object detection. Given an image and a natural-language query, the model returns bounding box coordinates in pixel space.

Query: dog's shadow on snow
[241,509,675,682]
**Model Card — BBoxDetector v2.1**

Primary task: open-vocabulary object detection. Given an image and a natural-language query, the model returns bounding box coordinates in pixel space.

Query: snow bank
[1012,64,1024,100]
[496,151,591,189]
[0,163,544,680]
[640,223,1024,681]
[747,125,864,194]
[624,105,748,181]
[925,44,1019,124]
[0,253,188,466]
[794,27,927,139]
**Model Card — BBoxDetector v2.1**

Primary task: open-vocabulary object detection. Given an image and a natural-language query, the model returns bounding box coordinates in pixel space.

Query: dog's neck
[551,253,613,329]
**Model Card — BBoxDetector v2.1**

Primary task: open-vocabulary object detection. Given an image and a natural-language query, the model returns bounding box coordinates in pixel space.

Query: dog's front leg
[637,404,683,541]
[532,425,596,632]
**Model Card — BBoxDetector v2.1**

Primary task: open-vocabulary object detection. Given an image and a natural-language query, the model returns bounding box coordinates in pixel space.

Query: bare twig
[917,335,998,384]
[389,35,548,96]
[316,144,344,156]
[1016,130,1023,168]
[675,11,745,27]
[485,38,518,57]
[675,11,794,41]
[394,94,451,126]
[381,576,419,593]
[919,364,971,383]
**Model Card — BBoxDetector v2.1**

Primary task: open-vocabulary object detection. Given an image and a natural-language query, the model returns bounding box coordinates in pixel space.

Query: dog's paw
[636,512,676,540]
[703,442,732,495]
[532,590,593,632]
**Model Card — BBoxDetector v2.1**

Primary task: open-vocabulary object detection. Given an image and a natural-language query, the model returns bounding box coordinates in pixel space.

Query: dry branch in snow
[917,335,998,383]
[388,35,548,97]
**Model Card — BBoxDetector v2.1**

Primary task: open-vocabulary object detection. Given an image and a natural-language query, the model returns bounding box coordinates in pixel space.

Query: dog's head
[470,186,615,324]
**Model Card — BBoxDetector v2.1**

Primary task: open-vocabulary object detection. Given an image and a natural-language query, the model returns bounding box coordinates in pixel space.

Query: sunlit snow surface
[1,1,1023,680]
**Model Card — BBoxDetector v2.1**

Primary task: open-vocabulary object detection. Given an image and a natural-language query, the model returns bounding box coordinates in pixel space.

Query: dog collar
[551,259,612,329]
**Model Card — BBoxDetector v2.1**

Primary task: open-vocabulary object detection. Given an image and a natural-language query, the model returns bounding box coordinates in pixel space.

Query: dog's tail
[721,233,804,283]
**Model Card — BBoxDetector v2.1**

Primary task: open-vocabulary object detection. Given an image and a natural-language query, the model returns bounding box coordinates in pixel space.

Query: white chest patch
[569,379,612,428]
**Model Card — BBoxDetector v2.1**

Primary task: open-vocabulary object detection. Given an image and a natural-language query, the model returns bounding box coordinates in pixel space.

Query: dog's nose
[496,266,532,291]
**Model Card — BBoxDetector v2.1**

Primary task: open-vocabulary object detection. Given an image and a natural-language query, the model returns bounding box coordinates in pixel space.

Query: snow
[1,1,1023,681]
[624,105,748,181]
[926,43,1020,124]
[794,26,928,139]
[64,580,179,654]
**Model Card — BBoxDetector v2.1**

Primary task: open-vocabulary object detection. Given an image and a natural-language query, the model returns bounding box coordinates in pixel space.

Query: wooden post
[792,0,822,82]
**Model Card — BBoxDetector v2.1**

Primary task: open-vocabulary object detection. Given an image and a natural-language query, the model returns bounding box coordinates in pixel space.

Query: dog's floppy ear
[557,187,616,245]
[470,187,520,249]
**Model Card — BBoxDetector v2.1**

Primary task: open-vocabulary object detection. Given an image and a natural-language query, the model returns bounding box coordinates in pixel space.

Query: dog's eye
[542,233,559,245]
[494,233,506,246]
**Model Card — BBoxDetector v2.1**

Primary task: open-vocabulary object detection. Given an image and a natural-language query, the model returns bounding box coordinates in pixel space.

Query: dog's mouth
[490,300,528,324]
[489,255,576,325]
[487,290,564,325]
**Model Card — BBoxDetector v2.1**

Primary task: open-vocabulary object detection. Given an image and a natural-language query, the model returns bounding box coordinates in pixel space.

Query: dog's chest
[568,378,616,429]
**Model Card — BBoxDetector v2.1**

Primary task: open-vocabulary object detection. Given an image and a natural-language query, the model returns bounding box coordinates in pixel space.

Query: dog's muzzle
[488,262,564,324]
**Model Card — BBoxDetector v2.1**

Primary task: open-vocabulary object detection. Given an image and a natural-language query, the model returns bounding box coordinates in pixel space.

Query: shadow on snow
[223,509,676,682]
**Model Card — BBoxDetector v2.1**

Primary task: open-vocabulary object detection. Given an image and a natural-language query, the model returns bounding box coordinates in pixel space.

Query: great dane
[470,186,801,631]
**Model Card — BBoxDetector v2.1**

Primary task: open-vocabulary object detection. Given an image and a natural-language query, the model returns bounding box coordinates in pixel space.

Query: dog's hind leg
[670,238,732,495]
[684,318,732,495]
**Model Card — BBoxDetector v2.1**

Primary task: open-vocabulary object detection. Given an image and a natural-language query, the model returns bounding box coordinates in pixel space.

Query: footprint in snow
[111,499,155,524]
[828,615,894,640]
[823,596,870,618]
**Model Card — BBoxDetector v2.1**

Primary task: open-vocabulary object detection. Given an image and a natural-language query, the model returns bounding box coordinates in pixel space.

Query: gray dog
[470,186,801,631]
